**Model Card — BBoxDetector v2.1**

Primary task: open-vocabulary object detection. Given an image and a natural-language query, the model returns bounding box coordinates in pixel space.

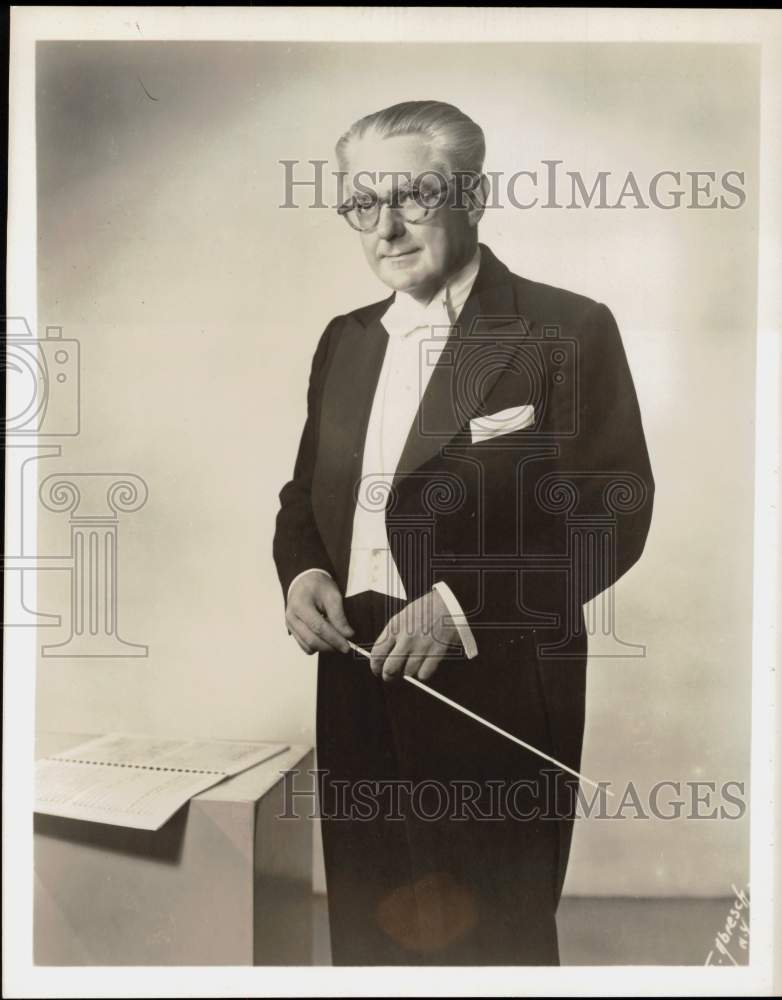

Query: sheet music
[53,733,286,775]
[35,734,289,830]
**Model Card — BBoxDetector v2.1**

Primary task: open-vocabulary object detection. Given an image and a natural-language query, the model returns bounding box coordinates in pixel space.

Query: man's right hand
[285,572,354,655]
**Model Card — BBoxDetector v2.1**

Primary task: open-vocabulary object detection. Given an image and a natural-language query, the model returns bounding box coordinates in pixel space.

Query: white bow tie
[383,291,453,339]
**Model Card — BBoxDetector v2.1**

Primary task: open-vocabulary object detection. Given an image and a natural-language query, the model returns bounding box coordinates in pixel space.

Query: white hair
[335,100,486,177]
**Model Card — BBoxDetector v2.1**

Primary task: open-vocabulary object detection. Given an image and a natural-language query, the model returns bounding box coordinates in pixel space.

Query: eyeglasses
[337,173,461,233]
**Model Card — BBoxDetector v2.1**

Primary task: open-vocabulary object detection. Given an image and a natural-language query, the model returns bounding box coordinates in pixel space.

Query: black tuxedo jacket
[274,243,654,895]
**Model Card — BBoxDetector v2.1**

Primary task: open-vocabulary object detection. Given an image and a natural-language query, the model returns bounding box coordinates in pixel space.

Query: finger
[416,655,442,682]
[382,638,410,682]
[289,624,314,655]
[292,614,337,654]
[319,589,355,638]
[370,624,395,677]
[298,608,350,653]
[403,654,426,678]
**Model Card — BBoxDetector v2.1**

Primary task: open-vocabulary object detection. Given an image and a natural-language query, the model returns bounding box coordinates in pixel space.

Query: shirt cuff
[432,580,478,660]
[287,567,333,604]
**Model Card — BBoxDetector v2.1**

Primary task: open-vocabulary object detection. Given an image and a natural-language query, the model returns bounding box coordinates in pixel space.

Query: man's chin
[377,262,428,294]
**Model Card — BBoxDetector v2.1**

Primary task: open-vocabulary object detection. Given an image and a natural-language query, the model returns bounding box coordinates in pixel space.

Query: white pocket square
[469,404,535,443]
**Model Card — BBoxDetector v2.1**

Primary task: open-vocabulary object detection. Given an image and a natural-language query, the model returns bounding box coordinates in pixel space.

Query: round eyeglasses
[337,173,459,233]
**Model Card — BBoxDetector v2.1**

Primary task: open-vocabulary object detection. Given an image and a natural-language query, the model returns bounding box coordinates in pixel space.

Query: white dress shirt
[289,246,482,659]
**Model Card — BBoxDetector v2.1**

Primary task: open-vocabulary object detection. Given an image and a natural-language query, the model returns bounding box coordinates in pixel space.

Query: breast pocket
[469,404,536,443]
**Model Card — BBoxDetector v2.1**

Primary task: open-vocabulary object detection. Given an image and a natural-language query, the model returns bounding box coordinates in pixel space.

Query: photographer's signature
[704,883,749,965]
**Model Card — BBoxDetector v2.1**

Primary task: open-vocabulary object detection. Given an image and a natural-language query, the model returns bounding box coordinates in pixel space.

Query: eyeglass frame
[336,171,481,233]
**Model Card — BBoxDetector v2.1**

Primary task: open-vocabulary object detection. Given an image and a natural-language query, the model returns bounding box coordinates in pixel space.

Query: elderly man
[274,100,654,965]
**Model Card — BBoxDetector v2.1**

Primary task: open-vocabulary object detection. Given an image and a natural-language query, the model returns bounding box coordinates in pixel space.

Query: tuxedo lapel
[392,244,530,488]
[320,312,389,465]
[314,305,390,586]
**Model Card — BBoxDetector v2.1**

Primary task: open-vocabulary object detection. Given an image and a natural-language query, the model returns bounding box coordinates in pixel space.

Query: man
[274,100,654,965]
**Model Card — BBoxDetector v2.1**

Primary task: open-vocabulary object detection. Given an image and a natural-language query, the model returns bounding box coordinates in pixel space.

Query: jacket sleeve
[272,317,340,603]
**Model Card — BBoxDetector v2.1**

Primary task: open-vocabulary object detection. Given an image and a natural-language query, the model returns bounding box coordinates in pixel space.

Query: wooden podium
[34,733,315,965]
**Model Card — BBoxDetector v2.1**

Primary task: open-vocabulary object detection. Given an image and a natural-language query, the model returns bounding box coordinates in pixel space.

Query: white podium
[34,733,315,965]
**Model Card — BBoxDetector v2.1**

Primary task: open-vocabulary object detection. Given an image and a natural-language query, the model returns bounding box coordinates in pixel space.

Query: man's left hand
[370,588,460,682]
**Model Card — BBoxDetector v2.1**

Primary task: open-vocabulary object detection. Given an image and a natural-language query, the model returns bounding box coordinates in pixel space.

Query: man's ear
[466,173,490,227]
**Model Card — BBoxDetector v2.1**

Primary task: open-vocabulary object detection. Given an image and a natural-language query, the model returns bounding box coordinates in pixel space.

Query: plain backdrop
[35,40,758,897]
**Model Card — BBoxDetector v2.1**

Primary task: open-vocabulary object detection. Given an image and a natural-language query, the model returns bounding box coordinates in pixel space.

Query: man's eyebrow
[349,179,419,199]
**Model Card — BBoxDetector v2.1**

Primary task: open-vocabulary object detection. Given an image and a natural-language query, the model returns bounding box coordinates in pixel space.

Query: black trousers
[316,590,562,966]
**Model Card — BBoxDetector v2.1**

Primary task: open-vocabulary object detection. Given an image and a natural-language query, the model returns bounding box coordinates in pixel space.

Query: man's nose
[375,202,406,240]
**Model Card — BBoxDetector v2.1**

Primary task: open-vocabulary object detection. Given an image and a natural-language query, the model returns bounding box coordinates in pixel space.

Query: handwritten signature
[704,883,750,965]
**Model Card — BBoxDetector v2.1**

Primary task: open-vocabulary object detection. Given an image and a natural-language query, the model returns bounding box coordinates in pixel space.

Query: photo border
[4,6,780,997]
